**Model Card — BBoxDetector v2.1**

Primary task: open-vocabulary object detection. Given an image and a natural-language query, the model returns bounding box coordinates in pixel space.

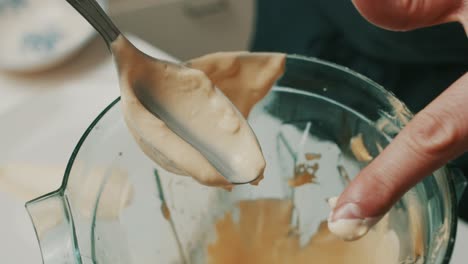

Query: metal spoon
[65,0,265,184]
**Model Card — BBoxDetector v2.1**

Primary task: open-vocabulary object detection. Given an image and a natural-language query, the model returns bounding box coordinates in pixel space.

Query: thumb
[329,72,468,240]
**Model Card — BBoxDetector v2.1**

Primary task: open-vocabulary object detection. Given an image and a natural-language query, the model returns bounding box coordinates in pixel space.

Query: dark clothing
[250,0,468,219]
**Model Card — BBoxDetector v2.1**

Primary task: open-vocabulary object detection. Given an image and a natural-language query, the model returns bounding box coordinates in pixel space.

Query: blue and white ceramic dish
[0,0,107,72]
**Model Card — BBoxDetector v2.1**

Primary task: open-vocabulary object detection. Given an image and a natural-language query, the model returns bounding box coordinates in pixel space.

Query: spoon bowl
[65,0,266,185]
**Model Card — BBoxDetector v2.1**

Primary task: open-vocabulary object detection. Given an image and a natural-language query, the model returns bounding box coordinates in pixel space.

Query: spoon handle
[66,0,120,46]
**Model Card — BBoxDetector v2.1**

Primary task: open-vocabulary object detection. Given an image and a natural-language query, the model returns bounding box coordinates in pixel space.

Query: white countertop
[0,35,466,263]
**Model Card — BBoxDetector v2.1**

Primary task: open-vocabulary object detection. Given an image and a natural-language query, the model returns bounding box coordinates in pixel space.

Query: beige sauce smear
[207,199,400,264]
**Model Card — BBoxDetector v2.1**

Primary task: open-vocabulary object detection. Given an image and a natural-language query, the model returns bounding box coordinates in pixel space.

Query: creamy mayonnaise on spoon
[113,37,277,186]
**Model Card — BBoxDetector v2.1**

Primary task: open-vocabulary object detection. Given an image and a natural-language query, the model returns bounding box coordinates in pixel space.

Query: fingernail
[330,202,363,222]
[327,202,381,241]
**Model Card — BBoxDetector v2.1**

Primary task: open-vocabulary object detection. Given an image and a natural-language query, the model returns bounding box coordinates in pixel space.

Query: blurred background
[0,0,466,263]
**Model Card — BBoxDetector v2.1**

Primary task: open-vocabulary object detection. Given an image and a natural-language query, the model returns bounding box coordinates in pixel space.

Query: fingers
[329,72,468,239]
[351,0,467,32]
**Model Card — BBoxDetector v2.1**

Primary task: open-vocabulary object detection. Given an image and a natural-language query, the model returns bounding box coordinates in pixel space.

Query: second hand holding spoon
[65,0,266,186]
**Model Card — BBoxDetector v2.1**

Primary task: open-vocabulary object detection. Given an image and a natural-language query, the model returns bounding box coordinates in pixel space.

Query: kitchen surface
[0,0,467,263]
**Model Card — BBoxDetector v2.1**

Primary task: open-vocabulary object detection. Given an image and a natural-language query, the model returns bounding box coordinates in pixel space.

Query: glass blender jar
[26,55,467,264]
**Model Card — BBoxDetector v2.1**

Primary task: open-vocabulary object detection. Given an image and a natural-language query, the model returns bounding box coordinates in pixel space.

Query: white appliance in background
[109,0,255,60]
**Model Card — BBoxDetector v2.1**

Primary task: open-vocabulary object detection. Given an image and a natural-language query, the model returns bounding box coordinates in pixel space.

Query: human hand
[328,0,468,240]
